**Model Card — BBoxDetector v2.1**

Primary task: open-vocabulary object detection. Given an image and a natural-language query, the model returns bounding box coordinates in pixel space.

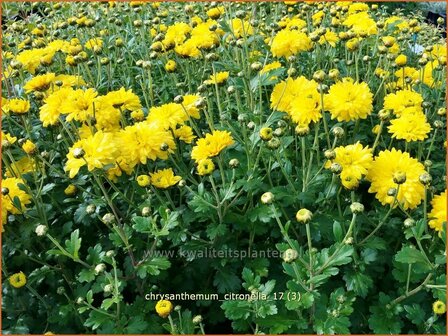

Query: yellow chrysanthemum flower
[5,157,36,178]
[60,88,98,122]
[147,103,187,130]
[23,73,56,93]
[103,87,142,112]
[229,18,253,38]
[4,98,30,114]
[204,71,229,85]
[428,191,446,232]
[39,88,74,127]
[9,271,27,288]
[388,112,432,142]
[65,131,118,178]
[191,130,234,163]
[150,168,182,189]
[1,177,32,215]
[324,78,373,122]
[197,158,215,176]
[270,29,312,58]
[433,300,446,315]
[181,95,202,119]
[332,142,373,189]
[136,175,151,187]
[383,89,423,116]
[155,299,173,318]
[270,76,321,126]
[174,125,196,144]
[119,121,176,167]
[367,149,426,210]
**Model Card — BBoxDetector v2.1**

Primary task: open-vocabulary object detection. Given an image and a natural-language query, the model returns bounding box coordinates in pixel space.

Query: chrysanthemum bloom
[270,76,321,126]
[388,112,432,142]
[150,168,182,189]
[1,177,32,215]
[5,157,35,178]
[270,29,312,58]
[181,95,202,119]
[84,37,103,50]
[174,125,196,144]
[383,90,423,116]
[22,140,37,155]
[207,6,224,19]
[343,11,378,36]
[64,184,77,196]
[260,61,282,74]
[367,149,426,209]
[65,131,119,178]
[197,159,215,176]
[428,191,446,232]
[155,299,173,318]
[39,88,74,126]
[191,130,235,162]
[5,98,30,114]
[147,103,188,130]
[163,22,191,46]
[9,271,27,288]
[165,60,177,72]
[1,131,17,146]
[229,18,253,38]
[324,78,373,122]
[331,142,373,189]
[136,175,151,187]
[119,121,176,168]
[433,300,446,315]
[103,87,142,112]
[23,73,56,93]
[92,96,122,132]
[60,88,98,122]
[319,30,339,47]
[204,71,229,85]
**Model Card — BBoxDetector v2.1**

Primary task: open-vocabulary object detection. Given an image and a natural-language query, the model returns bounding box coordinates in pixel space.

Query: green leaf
[65,229,82,260]
[132,216,153,234]
[404,304,426,326]
[333,221,343,242]
[78,269,96,283]
[221,300,252,320]
[395,245,431,269]
[343,270,373,297]
[214,269,241,293]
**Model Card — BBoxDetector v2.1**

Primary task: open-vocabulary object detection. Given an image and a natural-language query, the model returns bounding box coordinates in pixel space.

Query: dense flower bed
[1,1,447,334]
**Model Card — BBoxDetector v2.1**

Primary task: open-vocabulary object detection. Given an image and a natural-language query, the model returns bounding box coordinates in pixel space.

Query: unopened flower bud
[261,192,274,204]
[330,162,342,174]
[324,149,336,160]
[73,148,85,159]
[404,218,415,228]
[251,62,263,71]
[1,187,9,196]
[104,284,113,293]
[106,250,115,258]
[295,124,310,136]
[142,206,151,217]
[35,224,48,236]
[267,137,281,149]
[283,248,298,263]
[419,172,432,186]
[313,70,326,82]
[95,263,106,274]
[296,208,312,223]
[393,171,406,184]
[102,213,115,224]
[229,158,239,168]
[332,126,344,138]
[350,202,364,214]
[387,188,397,196]
[434,120,444,129]
[192,315,203,324]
